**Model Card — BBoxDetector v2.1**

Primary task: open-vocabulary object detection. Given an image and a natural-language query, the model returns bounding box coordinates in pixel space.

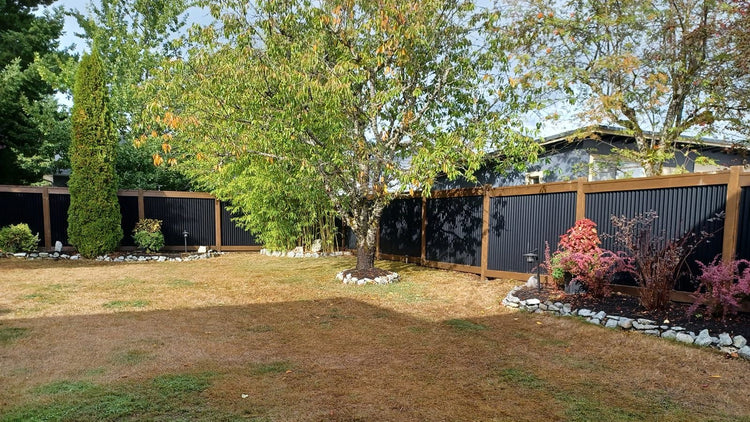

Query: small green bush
[133,219,164,252]
[0,223,40,253]
[134,218,162,234]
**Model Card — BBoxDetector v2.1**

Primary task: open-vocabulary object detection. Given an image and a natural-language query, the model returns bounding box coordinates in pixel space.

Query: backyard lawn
[0,253,749,421]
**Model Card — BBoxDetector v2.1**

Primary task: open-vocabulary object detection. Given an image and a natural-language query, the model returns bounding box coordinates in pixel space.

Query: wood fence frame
[0,186,261,252]
[376,166,749,287]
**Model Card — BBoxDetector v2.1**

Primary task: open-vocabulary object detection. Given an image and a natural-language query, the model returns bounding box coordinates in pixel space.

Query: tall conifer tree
[67,50,122,257]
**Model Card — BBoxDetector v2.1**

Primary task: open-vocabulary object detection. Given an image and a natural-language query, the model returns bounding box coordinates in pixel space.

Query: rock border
[336,271,400,285]
[502,286,750,360]
[5,251,223,262]
[260,248,352,259]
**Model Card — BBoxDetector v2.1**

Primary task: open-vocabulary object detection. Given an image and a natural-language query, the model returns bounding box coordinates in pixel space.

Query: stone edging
[260,248,352,258]
[336,271,400,285]
[5,251,222,262]
[502,286,750,360]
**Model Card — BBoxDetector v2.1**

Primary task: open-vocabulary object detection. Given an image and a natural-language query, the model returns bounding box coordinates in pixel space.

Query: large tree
[506,0,748,176]
[67,50,122,258]
[0,0,69,185]
[145,0,539,272]
[64,0,193,190]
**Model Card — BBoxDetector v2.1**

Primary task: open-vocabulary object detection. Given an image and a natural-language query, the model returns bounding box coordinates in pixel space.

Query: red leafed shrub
[558,218,600,254]
[546,218,620,298]
[689,257,750,320]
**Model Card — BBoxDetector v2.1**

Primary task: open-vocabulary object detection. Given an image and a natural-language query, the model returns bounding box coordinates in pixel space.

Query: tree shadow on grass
[0,299,748,421]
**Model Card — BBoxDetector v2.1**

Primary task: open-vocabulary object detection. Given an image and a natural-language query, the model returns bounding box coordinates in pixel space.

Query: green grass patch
[168,279,196,287]
[152,372,214,396]
[0,327,28,345]
[1,372,240,422]
[102,300,149,309]
[35,380,96,395]
[20,284,72,305]
[555,392,642,422]
[498,367,547,390]
[444,319,487,332]
[111,349,151,365]
[249,361,292,376]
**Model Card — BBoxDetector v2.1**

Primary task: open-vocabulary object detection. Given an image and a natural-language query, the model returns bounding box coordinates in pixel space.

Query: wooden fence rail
[0,186,261,252]
[375,166,750,287]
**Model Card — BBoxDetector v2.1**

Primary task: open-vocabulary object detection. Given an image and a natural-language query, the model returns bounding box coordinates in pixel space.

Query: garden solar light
[183,230,189,253]
[523,249,541,292]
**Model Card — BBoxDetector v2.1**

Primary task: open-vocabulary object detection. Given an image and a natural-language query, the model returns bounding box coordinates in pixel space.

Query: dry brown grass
[1,253,749,421]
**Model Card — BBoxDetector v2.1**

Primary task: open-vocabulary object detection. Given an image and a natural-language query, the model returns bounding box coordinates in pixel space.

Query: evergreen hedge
[67,50,123,258]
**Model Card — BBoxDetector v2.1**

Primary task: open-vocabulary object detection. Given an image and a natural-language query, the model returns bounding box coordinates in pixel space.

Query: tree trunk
[356,241,376,270]
[348,198,385,272]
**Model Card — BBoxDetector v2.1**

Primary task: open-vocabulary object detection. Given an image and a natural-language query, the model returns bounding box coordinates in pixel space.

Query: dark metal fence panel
[0,192,44,240]
[736,187,750,260]
[425,196,482,266]
[118,196,139,247]
[144,197,215,246]
[220,202,260,246]
[345,226,357,250]
[49,193,70,245]
[586,185,726,290]
[379,197,422,257]
[488,192,576,273]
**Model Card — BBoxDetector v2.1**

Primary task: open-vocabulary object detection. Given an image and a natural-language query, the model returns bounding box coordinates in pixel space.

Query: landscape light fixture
[182,230,189,253]
[523,248,541,292]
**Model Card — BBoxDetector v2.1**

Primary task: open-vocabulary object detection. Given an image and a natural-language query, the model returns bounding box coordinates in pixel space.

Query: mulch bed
[515,286,750,339]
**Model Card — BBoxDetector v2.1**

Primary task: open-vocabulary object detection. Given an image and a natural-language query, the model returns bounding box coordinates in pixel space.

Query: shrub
[67,50,123,258]
[545,219,620,298]
[133,219,164,253]
[0,223,40,253]
[610,211,719,311]
[688,257,750,320]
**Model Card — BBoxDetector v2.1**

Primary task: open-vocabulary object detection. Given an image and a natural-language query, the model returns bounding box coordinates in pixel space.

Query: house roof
[540,124,743,150]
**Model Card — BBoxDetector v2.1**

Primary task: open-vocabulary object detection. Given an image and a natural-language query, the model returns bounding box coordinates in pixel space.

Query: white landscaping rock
[676,332,695,344]
[733,335,747,349]
[605,319,619,329]
[718,333,732,347]
[695,329,713,347]
[661,330,677,340]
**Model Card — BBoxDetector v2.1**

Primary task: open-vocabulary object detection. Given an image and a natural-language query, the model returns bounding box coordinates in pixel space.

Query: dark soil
[515,286,750,339]
[341,267,394,279]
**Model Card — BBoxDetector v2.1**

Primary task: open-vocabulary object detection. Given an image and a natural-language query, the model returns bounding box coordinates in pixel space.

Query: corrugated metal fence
[377,166,750,291]
[0,187,261,251]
